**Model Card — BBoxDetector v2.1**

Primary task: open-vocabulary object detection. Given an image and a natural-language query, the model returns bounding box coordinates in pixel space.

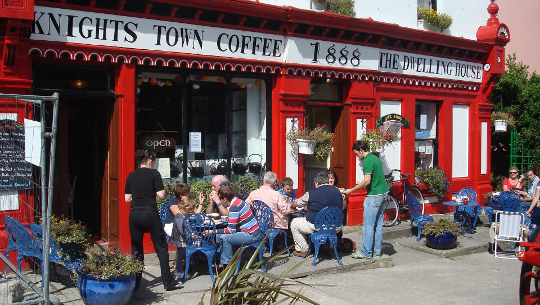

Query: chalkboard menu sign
[0,119,33,190]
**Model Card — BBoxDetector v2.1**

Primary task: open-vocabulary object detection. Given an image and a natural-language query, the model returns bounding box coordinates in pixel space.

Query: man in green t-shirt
[344,140,389,259]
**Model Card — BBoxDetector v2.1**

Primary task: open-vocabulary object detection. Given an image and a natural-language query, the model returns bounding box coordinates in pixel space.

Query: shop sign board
[31,6,482,83]
[0,120,33,190]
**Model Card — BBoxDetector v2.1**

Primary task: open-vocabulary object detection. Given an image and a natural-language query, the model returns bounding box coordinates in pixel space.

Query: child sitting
[169,183,203,280]
[278,177,297,203]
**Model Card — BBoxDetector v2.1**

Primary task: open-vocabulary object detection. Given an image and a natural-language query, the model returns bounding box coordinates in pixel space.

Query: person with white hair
[245,171,291,231]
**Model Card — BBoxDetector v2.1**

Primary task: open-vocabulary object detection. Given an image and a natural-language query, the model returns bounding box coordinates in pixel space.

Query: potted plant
[417,6,453,32]
[312,0,356,17]
[414,166,451,200]
[76,244,144,305]
[286,124,334,162]
[46,215,93,260]
[360,128,392,152]
[491,111,515,132]
[423,218,462,249]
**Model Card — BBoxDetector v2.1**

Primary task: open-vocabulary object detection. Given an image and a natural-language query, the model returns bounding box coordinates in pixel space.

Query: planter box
[297,139,315,154]
[493,120,508,132]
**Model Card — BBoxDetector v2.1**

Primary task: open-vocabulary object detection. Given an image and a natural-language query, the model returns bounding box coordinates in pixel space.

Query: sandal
[351,252,369,259]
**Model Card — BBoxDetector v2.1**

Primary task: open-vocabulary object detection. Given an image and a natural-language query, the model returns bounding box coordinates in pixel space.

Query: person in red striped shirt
[215,185,262,266]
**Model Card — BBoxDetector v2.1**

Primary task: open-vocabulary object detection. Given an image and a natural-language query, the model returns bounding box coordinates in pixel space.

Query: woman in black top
[124,149,178,291]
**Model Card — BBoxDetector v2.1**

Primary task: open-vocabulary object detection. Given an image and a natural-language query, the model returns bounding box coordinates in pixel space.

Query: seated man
[290,171,343,256]
[215,185,262,266]
[245,171,290,231]
[206,175,241,217]
[516,168,540,211]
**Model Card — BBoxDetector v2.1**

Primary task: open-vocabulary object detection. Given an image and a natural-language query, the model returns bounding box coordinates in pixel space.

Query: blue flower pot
[425,231,457,249]
[77,272,135,305]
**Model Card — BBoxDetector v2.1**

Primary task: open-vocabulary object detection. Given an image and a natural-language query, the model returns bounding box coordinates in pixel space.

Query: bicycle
[382,169,425,227]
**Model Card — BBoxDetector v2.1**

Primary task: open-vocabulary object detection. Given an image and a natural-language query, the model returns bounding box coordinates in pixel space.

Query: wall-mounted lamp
[70,79,89,89]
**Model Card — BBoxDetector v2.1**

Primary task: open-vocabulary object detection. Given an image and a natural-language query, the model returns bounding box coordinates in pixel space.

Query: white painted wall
[255,0,490,40]
[355,119,367,183]
[452,105,469,178]
[286,118,299,188]
[380,101,402,175]
[481,121,488,175]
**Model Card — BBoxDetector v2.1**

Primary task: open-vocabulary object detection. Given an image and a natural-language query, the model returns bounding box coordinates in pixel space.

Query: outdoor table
[442,201,481,208]
[443,201,482,237]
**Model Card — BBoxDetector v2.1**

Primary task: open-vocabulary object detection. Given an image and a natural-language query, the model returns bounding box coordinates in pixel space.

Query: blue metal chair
[234,200,272,274]
[498,191,522,212]
[182,213,218,282]
[457,188,493,228]
[405,194,435,241]
[4,216,41,276]
[29,223,86,288]
[159,200,174,243]
[254,200,291,256]
[304,206,344,266]
[453,188,477,237]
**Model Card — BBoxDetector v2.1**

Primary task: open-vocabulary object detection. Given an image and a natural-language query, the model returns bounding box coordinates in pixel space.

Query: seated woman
[215,185,262,266]
[503,166,524,192]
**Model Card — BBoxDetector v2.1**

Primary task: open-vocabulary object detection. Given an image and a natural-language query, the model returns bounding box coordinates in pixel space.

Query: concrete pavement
[47,212,524,304]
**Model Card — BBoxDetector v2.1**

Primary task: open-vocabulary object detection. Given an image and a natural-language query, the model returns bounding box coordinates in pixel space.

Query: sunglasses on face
[510,172,518,174]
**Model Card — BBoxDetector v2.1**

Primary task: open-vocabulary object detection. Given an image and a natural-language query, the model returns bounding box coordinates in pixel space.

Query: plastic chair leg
[331,239,343,265]
[406,224,413,238]
[204,252,215,282]
[312,240,322,266]
[267,233,275,256]
[184,251,193,281]
[281,231,291,256]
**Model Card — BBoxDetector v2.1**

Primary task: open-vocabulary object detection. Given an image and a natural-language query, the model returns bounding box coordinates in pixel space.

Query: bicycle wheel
[383,193,399,227]
[406,186,425,215]
[520,261,540,305]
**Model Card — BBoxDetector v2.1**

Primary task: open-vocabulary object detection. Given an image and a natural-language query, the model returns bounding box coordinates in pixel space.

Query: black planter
[425,231,457,249]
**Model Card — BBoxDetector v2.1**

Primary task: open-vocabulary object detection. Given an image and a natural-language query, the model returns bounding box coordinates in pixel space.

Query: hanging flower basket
[493,120,508,132]
[296,139,316,155]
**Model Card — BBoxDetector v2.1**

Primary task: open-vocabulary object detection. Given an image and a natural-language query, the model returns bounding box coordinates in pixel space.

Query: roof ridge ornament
[476,0,510,44]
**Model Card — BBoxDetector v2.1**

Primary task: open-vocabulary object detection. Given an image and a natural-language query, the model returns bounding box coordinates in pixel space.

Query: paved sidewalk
[47,212,493,304]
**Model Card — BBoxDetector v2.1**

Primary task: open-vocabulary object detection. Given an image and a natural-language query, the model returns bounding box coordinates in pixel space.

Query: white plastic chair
[494,211,525,259]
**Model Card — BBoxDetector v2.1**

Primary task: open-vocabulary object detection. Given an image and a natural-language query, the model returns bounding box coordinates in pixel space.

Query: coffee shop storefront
[0,0,509,252]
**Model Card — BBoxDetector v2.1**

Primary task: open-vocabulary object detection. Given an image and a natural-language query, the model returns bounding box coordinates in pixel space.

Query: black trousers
[129,206,174,290]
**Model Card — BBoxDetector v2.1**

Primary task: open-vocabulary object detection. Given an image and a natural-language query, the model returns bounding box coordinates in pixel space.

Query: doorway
[304,105,349,192]
[58,96,118,243]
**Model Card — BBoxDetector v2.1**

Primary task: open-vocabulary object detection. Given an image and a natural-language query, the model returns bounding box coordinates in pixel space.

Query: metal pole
[44,93,59,304]
[39,97,50,304]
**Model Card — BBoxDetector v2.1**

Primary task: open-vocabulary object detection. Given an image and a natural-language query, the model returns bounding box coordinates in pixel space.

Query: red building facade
[1,0,509,253]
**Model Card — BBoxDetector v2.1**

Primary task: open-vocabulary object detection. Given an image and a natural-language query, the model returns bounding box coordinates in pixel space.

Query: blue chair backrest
[314,206,343,234]
[456,187,478,204]
[159,201,175,227]
[251,200,274,232]
[182,213,216,247]
[29,223,63,261]
[499,191,521,212]
[4,216,36,255]
[405,194,424,217]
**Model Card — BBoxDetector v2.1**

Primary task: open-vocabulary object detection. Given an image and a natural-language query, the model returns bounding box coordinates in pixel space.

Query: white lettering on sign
[31,6,483,83]
[145,139,173,150]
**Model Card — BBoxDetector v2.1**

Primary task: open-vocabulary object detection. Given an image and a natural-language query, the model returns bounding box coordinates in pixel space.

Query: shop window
[417,0,437,11]
[308,79,342,102]
[135,71,267,182]
[415,101,437,169]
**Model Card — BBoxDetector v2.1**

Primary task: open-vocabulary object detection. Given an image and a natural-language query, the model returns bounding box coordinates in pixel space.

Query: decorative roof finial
[486,0,500,27]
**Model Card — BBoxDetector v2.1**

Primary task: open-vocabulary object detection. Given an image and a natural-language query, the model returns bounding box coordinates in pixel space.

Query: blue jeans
[360,193,387,258]
[216,232,262,264]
